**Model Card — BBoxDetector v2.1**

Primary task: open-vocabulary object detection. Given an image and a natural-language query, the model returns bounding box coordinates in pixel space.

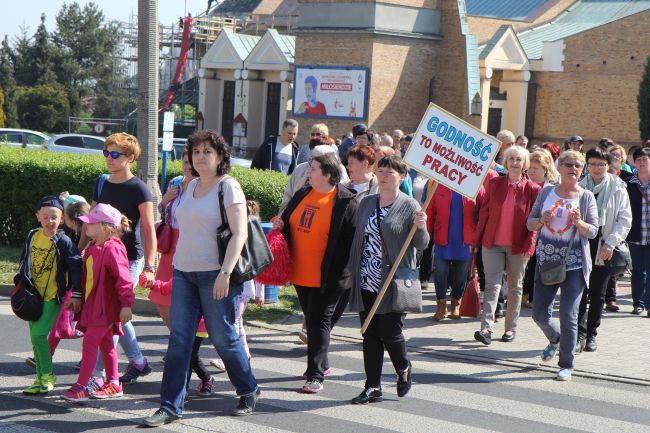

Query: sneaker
[231,387,261,416]
[351,387,383,404]
[474,330,492,346]
[22,378,42,395]
[541,342,559,362]
[142,409,180,427]
[119,359,152,385]
[199,377,214,396]
[575,337,585,354]
[556,368,572,381]
[297,330,308,345]
[631,306,644,315]
[39,373,56,394]
[90,382,123,399]
[86,376,105,394]
[396,361,412,398]
[302,380,324,394]
[302,367,332,380]
[24,357,36,369]
[210,358,226,371]
[62,383,90,402]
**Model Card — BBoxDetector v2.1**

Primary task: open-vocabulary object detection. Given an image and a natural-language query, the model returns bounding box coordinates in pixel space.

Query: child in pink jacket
[62,204,134,401]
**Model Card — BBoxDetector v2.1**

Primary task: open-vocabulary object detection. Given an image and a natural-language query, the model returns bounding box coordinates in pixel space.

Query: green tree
[639,56,650,142]
[12,28,35,87]
[53,2,122,117]
[0,88,5,127]
[0,36,18,127]
[32,14,58,86]
[15,84,69,132]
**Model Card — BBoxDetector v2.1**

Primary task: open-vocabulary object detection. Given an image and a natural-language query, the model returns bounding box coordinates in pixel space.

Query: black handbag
[605,241,632,276]
[11,244,53,322]
[216,177,274,284]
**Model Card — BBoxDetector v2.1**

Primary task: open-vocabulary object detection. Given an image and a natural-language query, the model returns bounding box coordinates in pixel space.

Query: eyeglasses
[310,132,323,137]
[103,150,126,159]
[562,162,583,169]
[588,162,607,168]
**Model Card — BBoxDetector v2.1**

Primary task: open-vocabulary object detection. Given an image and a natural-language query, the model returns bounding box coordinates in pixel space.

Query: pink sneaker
[302,367,332,380]
[62,384,90,402]
[90,382,123,399]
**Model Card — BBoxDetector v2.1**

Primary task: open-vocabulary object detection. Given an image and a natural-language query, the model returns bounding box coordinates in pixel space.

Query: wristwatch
[220,269,231,278]
[144,264,155,273]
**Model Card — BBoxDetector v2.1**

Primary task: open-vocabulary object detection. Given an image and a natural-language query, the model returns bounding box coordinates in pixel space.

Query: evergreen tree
[639,56,650,142]
[15,84,69,132]
[32,13,58,86]
[0,88,5,127]
[0,36,18,127]
[12,28,35,86]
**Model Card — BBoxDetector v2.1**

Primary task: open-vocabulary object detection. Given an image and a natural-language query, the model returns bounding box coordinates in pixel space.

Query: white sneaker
[555,368,572,381]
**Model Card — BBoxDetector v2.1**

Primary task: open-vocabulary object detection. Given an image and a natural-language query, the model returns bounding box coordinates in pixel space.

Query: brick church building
[198,0,650,155]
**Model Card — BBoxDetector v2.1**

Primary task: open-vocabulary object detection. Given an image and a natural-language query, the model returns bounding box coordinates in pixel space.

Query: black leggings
[359,290,408,389]
[186,336,211,388]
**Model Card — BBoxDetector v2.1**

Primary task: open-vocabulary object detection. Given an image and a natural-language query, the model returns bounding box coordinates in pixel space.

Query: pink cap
[79,203,123,226]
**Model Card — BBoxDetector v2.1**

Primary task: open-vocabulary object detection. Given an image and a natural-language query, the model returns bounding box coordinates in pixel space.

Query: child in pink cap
[62,203,134,401]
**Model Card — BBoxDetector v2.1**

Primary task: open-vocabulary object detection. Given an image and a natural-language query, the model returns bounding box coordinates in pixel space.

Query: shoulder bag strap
[217,175,232,226]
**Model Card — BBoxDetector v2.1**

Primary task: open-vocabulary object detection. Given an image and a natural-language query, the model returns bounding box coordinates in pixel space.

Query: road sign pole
[161,151,168,193]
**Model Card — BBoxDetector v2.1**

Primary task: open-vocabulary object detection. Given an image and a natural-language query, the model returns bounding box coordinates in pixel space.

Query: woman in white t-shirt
[143,131,259,427]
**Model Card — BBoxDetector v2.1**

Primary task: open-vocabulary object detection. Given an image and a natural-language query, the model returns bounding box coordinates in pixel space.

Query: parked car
[45,134,106,155]
[0,128,50,149]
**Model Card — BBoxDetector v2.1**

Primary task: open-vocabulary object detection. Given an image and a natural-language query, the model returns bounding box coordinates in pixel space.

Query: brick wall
[531,10,650,145]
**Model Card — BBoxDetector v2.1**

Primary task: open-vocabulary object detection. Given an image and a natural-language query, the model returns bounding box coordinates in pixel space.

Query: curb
[2,284,647,386]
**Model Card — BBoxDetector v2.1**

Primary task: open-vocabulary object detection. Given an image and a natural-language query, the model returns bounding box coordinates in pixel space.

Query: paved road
[1,298,650,432]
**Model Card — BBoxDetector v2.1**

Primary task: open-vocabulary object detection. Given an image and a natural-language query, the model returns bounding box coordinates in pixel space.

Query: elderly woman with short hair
[472,145,540,345]
[527,150,598,381]
[296,123,330,165]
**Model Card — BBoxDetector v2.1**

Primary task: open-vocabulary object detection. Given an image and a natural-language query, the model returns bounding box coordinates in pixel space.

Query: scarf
[580,173,613,226]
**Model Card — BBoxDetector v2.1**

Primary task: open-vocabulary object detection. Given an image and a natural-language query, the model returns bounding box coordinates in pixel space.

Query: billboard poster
[292,65,369,121]
[403,103,501,200]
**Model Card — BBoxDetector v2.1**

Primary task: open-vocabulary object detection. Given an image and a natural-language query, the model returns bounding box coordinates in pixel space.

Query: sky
[2,0,210,42]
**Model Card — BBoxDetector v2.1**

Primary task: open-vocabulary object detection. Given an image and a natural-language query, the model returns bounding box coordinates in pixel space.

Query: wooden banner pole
[360,180,438,334]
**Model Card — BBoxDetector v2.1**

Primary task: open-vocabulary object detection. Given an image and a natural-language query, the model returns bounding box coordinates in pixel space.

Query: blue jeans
[160,269,257,416]
[532,269,584,369]
[629,243,650,309]
[94,258,144,376]
[433,257,471,300]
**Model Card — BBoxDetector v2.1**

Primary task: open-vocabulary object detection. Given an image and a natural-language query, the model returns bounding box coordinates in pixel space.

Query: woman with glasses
[574,148,631,352]
[79,133,157,388]
[527,150,598,381]
[472,146,540,345]
[608,144,633,181]
[297,123,329,165]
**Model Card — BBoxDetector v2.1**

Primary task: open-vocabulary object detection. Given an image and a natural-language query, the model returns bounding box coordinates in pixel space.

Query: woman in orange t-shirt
[275,153,358,394]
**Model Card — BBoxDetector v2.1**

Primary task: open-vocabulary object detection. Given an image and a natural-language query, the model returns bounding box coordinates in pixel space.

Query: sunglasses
[562,162,583,169]
[103,150,126,159]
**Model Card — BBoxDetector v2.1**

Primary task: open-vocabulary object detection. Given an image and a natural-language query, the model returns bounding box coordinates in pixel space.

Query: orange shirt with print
[289,188,336,287]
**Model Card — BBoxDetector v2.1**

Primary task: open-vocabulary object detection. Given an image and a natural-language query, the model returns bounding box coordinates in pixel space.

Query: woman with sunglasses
[527,150,598,381]
[575,148,631,352]
[79,133,157,388]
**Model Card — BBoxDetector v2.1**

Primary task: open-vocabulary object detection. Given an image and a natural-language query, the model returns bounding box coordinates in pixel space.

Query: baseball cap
[37,196,64,213]
[79,203,123,226]
[568,135,584,143]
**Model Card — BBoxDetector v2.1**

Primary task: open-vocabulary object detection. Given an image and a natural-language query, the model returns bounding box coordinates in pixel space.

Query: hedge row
[0,146,288,246]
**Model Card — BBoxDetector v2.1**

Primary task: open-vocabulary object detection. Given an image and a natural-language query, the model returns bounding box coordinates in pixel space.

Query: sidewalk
[3,281,648,385]
[266,280,650,386]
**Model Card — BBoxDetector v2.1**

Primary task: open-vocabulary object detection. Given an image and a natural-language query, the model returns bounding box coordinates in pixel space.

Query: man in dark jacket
[250,119,299,175]
[338,123,367,166]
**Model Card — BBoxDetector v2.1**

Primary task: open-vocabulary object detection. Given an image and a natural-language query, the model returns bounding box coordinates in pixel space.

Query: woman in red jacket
[472,146,540,345]
[426,184,483,320]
